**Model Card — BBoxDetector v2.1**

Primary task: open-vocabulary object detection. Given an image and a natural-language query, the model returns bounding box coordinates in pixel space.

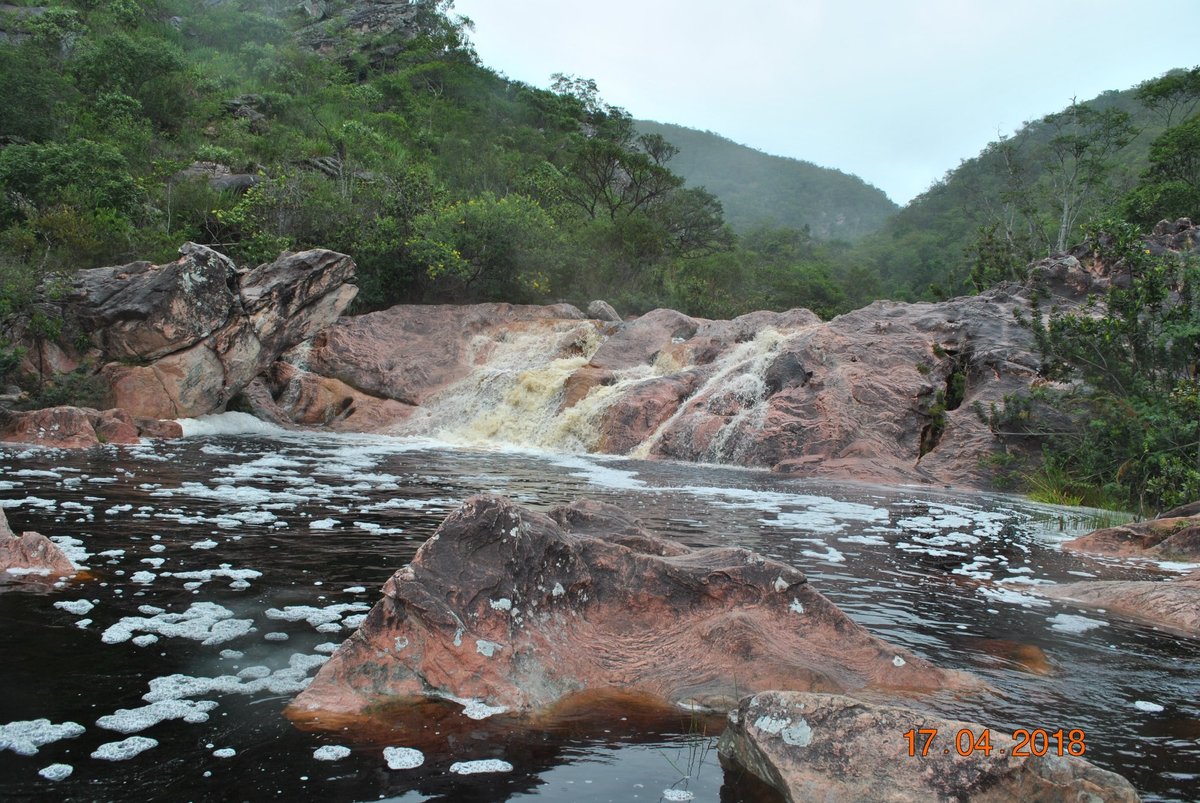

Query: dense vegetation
[0,0,1197,512]
[0,0,865,331]
[857,74,1200,300]
[634,120,897,240]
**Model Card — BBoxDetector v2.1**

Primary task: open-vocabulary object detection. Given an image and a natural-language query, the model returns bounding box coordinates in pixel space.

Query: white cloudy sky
[449,0,1196,205]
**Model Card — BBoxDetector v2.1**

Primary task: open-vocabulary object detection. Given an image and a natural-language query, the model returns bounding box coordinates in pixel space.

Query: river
[1,416,1197,801]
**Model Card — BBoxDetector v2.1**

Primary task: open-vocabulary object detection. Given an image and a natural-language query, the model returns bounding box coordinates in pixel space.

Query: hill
[856,76,1198,298]
[635,120,897,241]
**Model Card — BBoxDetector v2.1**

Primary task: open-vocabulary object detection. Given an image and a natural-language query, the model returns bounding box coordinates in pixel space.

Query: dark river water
[1,416,1198,801]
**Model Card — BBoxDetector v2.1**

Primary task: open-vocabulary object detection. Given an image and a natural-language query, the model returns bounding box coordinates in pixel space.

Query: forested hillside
[634,120,897,240]
[0,0,869,331]
[858,76,1200,298]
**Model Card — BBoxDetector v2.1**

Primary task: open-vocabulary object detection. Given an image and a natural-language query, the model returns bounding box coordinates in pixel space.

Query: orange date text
[902,727,1086,758]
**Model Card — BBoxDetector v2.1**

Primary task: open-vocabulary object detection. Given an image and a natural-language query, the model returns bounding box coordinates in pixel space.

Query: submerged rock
[288,496,976,724]
[0,508,76,581]
[718,691,1139,802]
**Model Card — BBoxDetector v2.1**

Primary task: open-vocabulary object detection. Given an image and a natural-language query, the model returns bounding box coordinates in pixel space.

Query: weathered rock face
[1042,572,1200,639]
[0,507,76,582]
[257,285,1041,488]
[718,691,1139,803]
[0,405,182,449]
[288,496,975,725]
[20,243,356,421]
[1062,512,1200,561]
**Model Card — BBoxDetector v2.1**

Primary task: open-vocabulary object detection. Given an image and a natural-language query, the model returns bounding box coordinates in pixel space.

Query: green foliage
[1025,219,1200,512]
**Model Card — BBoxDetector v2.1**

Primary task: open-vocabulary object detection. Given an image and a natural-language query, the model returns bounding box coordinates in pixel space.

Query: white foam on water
[1134,700,1165,713]
[383,746,424,769]
[132,635,158,647]
[662,790,694,801]
[264,632,289,641]
[0,719,85,755]
[214,747,236,758]
[343,586,367,594]
[314,642,340,654]
[978,587,1051,608]
[191,539,218,550]
[168,566,262,587]
[353,521,404,534]
[1048,613,1107,634]
[38,763,73,781]
[264,603,369,629]
[48,535,90,568]
[97,700,218,734]
[91,735,157,761]
[449,759,513,775]
[177,412,287,438]
[54,599,95,616]
[309,519,339,530]
[101,602,253,646]
[313,745,351,761]
[838,534,889,546]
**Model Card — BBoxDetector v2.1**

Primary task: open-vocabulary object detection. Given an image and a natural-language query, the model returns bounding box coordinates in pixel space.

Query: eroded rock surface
[0,507,76,581]
[288,496,975,724]
[259,286,1041,488]
[718,691,1139,803]
[16,243,356,422]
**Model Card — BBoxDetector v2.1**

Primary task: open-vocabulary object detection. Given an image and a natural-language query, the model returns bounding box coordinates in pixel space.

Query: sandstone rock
[0,405,182,448]
[586,299,621,322]
[288,496,975,724]
[1062,514,1200,562]
[1042,572,1200,639]
[29,243,357,420]
[718,691,1138,803]
[296,302,586,407]
[253,361,415,432]
[0,508,76,581]
[280,287,1043,489]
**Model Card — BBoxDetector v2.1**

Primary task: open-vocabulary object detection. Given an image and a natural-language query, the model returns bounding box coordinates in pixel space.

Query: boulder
[1041,572,1200,639]
[718,691,1139,803]
[586,299,621,322]
[26,243,358,421]
[288,496,976,725]
[0,508,76,581]
[1062,514,1200,562]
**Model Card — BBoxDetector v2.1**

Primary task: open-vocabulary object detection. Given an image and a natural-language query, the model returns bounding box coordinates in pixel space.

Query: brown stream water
[0,418,1197,801]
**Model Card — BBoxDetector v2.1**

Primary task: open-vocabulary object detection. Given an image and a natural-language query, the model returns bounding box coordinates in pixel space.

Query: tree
[1135,67,1200,127]
[1027,220,1200,511]
[1042,102,1137,251]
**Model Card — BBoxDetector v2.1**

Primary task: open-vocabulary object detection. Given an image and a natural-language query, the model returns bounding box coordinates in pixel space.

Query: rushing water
[1,418,1198,802]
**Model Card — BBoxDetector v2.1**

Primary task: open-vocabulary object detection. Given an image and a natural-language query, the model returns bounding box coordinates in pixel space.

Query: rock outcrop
[288,496,976,725]
[254,284,1040,488]
[1062,512,1200,562]
[0,507,76,581]
[718,691,1139,803]
[16,242,356,422]
[0,405,182,448]
[1042,572,1200,639]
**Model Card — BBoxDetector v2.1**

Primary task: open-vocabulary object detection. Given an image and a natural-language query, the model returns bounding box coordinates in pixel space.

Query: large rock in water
[22,243,356,420]
[0,507,76,582]
[0,405,181,449]
[718,691,1139,802]
[288,496,976,724]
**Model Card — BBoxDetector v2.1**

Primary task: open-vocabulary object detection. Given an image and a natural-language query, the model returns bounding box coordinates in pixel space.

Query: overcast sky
[449,0,1197,206]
